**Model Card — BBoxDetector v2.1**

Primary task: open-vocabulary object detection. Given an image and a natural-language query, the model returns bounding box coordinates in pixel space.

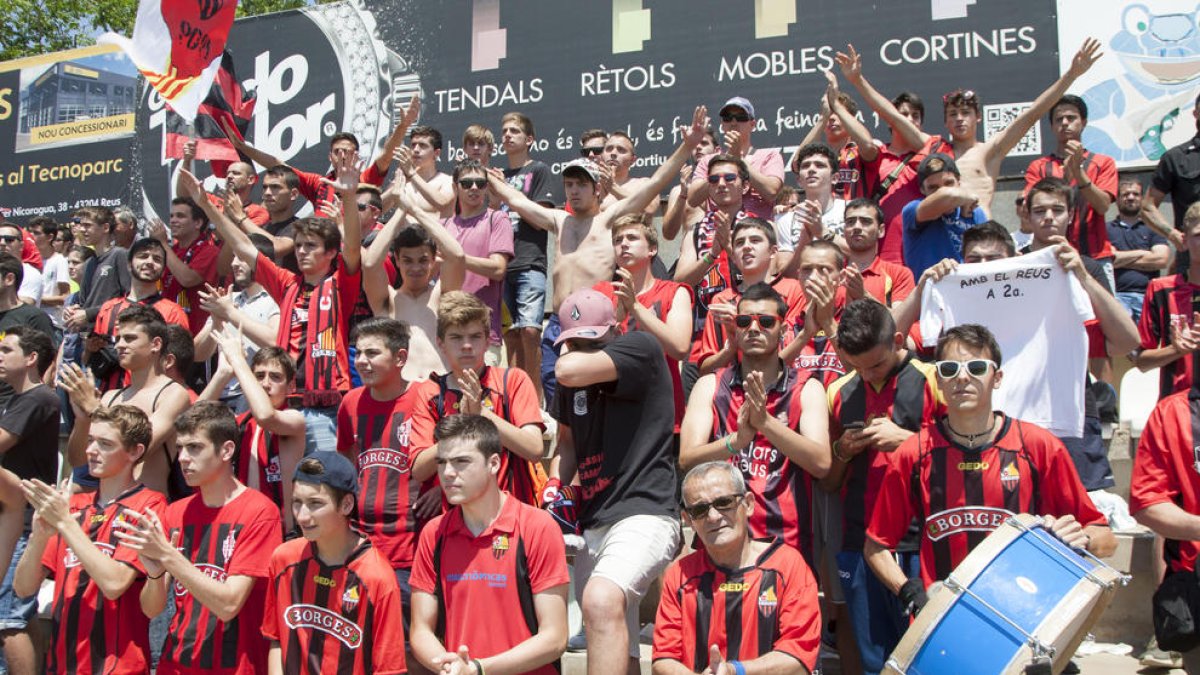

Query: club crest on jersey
[1000,462,1020,489]
[492,534,510,559]
[319,294,333,311]
[222,531,237,561]
[342,584,361,612]
[266,456,282,483]
[925,506,1013,542]
[285,604,363,649]
[573,390,588,416]
[758,587,778,615]
[396,417,412,446]
[311,328,337,359]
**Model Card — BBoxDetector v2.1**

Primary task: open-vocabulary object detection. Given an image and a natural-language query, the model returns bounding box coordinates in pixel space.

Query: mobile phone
[842,421,865,431]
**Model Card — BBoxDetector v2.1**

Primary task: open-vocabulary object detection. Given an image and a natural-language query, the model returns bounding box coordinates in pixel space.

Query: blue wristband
[730,661,746,675]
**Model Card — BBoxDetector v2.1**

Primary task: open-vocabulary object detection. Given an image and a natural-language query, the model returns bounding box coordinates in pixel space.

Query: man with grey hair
[651,461,821,675]
[112,208,139,250]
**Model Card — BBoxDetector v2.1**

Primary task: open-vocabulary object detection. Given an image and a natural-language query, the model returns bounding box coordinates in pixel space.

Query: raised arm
[404,199,467,293]
[215,325,306,437]
[320,154,364,274]
[220,119,283,171]
[987,38,1102,161]
[395,146,455,216]
[837,44,928,151]
[611,106,710,220]
[661,171,692,241]
[372,94,420,174]
[486,167,560,232]
[181,170,260,267]
[825,69,879,163]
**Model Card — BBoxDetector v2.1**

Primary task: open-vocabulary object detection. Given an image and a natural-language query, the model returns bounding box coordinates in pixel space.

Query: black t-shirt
[0,303,57,408]
[502,161,554,274]
[0,384,61,528]
[267,216,300,273]
[1152,134,1200,233]
[1107,218,1168,294]
[552,331,678,529]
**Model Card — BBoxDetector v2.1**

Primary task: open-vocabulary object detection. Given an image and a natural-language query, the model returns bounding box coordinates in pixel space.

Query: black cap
[917,153,960,184]
[294,451,359,495]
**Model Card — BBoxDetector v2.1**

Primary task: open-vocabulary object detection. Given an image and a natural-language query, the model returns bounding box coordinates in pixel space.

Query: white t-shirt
[774,198,846,252]
[202,287,281,400]
[18,263,43,306]
[919,246,1094,438]
[40,253,69,325]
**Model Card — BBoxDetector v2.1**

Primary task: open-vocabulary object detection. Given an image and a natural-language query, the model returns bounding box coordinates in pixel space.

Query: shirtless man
[936,39,1101,215]
[60,305,191,498]
[488,106,709,402]
[362,180,467,382]
[387,126,456,220]
[599,131,659,218]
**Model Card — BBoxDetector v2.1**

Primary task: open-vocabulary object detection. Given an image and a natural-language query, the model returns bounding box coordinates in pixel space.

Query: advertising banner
[0,46,138,222]
[3,0,1109,223]
[1058,0,1200,169]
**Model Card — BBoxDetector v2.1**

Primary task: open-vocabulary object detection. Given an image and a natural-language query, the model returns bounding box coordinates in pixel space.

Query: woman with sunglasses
[864,323,1115,616]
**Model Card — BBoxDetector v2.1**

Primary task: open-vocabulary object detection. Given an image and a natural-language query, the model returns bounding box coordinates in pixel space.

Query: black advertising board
[2,0,1069,222]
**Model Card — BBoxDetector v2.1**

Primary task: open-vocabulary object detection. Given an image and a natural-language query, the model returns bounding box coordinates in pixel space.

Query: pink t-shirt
[444,208,514,343]
[694,148,785,219]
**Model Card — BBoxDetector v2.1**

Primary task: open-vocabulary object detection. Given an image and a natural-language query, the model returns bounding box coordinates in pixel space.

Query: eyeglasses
[0,236,20,244]
[942,89,977,104]
[580,146,605,157]
[457,178,487,189]
[734,313,779,329]
[721,112,752,123]
[935,359,997,379]
[683,493,745,519]
[707,172,739,185]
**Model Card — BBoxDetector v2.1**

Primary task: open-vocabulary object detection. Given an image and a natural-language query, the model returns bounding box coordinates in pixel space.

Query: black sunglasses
[0,235,19,244]
[683,493,745,519]
[935,359,996,379]
[734,313,779,329]
[458,178,487,189]
[721,112,752,123]
[580,146,605,157]
[707,172,739,185]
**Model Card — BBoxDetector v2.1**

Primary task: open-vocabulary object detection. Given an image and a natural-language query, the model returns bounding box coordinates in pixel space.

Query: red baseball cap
[554,289,616,346]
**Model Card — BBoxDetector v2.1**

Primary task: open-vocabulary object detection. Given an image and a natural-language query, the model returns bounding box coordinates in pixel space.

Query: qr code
[984,102,1041,157]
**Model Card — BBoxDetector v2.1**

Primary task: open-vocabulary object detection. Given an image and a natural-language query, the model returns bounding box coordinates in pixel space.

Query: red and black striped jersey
[40,485,166,675]
[827,355,942,552]
[595,279,694,429]
[1131,391,1200,574]
[262,537,406,675]
[336,385,436,568]
[652,539,821,673]
[867,415,1106,588]
[410,496,569,675]
[836,141,881,202]
[158,488,283,675]
[411,367,545,506]
[712,364,817,564]
[235,412,285,508]
[1024,150,1118,259]
[1138,274,1200,399]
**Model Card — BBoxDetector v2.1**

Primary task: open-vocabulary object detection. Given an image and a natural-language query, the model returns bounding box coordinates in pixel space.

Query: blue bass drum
[884,514,1127,675]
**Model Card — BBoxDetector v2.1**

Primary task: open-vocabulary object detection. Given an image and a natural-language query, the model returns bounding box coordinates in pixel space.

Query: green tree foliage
[0,0,331,62]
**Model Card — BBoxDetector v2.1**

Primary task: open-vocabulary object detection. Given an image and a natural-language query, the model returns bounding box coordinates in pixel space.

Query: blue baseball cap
[294,451,359,495]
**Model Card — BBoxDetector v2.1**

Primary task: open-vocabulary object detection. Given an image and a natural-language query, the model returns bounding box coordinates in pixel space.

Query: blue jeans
[503,269,547,330]
[0,533,36,632]
[837,550,918,675]
[301,406,338,456]
[1116,291,1145,323]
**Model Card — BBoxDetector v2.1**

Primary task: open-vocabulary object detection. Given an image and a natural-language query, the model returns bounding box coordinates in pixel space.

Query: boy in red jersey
[410,415,568,675]
[865,324,1115,614]
[263,451,407,675]
[202,328,305,530]
[179,153,363,455]
[653,461,821,675]
[336,317,436,621]
[595,215,693,429]
[14,405,165,675]
[413,292,544,505]
[115,402,284,675]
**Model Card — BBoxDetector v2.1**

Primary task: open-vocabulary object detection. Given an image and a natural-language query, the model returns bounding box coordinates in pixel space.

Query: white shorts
[577,513,681,657]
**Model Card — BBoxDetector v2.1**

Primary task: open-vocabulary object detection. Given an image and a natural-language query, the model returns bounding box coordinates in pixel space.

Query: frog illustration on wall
[1081,4,1200,164]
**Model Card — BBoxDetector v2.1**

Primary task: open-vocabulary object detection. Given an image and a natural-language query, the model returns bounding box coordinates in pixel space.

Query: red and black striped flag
[164,50,257,177]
